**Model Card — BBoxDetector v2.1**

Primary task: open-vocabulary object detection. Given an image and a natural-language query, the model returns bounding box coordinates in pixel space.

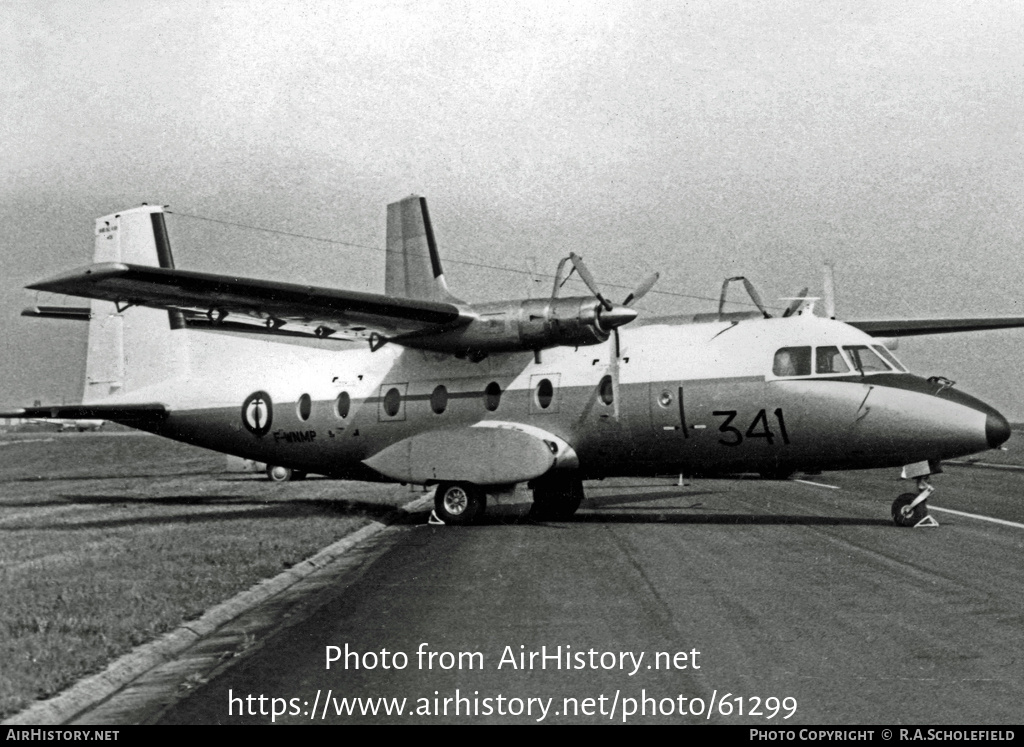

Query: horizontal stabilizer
[0,403,167,426]
[849,317,1024,337]
[21,306,92,321]
[27,262,468,342]
[363,427,556,485]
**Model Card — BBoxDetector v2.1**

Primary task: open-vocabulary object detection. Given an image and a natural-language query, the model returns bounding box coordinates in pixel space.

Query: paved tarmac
[76,466,1024,725]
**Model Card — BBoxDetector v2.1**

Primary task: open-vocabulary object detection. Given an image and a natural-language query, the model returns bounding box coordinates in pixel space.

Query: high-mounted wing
[27,262,469,341]
[848,318,1024,337]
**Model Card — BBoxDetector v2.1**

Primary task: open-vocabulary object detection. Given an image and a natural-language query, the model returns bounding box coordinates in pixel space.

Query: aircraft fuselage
[130,314,1008,484]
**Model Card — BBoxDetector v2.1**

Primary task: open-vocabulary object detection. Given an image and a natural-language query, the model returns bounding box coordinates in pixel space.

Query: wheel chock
[428,509,446,525]
[913,514,940,528]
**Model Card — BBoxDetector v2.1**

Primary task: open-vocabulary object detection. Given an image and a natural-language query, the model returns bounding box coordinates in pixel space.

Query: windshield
[843,345,892,374]
[872,345,907,372]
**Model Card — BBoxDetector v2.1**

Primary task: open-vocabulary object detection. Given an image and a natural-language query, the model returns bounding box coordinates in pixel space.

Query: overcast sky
[3,0,1023,418]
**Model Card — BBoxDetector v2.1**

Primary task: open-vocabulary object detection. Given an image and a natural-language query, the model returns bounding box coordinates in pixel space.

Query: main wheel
[892,493,927,527]
[530,474,584,520]
[266,465,295,482]
[434,482,486,525]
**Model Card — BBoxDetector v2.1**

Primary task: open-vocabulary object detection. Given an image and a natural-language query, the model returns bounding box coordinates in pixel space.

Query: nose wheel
[891,476,938,527]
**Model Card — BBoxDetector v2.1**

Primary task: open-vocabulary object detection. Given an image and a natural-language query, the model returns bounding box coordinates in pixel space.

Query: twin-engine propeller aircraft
[6,197,1023,526]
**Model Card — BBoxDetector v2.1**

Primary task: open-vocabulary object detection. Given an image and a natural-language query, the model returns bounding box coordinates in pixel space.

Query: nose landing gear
[892,478,938,527]
[893,460,941,527]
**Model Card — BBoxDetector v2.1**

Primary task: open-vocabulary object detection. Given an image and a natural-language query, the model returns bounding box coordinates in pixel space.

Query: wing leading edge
[848,318,1024,337]
[27,262,469,342]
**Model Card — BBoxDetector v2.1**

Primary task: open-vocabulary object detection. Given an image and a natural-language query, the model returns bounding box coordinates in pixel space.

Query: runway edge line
[1,492,435,726]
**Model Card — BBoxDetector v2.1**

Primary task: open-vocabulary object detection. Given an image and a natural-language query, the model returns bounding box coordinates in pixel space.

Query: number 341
[712,408,790,446]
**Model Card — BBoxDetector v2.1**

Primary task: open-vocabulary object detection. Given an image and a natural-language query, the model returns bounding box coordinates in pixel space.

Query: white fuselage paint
[96,314,1000,484]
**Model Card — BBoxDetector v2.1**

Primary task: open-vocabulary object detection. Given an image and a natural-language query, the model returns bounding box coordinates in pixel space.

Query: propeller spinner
[568,253,660,418]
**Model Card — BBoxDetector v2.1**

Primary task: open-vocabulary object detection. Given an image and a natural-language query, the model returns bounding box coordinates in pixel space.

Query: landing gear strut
[891,475,937,527]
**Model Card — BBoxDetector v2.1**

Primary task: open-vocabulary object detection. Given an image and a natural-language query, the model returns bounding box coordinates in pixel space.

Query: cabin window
[599,375,614,406]
[296,394,312,421]
[873,345,907,372]
[536,378,554,409]
[430,385,448,414]
[383,387,402,417]
[484,382,502,412]
[335,392,351,419]
[773,347,811,377]
[815,346,850,374]
[843,345,891,374]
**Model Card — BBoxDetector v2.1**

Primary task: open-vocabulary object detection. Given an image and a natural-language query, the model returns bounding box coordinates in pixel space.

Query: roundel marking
[242,391,273,436]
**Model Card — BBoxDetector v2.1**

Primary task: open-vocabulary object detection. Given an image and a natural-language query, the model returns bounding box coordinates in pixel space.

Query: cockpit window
[815,346,850,374]
[872,345,907,373]
[843,345,892,374]
[773,347,811,377]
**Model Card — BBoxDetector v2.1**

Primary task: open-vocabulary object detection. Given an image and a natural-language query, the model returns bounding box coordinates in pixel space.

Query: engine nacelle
[402,296,635,357]
[515,297,611,348]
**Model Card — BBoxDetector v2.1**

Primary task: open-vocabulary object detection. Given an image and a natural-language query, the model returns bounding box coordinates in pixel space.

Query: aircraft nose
[986,411,1011,449]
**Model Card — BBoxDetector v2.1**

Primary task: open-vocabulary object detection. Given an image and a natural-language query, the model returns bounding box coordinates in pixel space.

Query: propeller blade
[741,278,771,318]
[569,253,613,310]
[623,272,659,307]
[783,287,809,317]
[551,256,572,299]
[823,260,837,319]
[719,276,772,319]
[610,329,621,419]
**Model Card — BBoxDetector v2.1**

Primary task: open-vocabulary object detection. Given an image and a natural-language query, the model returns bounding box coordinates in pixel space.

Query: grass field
[0,432,419,720]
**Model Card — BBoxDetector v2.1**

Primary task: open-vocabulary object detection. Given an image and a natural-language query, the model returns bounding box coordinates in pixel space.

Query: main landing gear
[892,461,940,527]
[528,473,584,521]
[430,474,586,525]
[433,482,487,525]
[266,465,307,482]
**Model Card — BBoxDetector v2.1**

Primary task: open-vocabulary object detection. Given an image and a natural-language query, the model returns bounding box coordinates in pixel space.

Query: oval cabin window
[335,392,351,419]
[383,387,402,417]
[296,394,312,421]
[430,385,448,414]
[484,382,501,412]
[536,378,554,409]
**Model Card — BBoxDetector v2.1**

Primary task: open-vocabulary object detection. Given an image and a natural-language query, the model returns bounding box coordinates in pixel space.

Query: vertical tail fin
[385,196,462,303]
[83,205,188,402]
